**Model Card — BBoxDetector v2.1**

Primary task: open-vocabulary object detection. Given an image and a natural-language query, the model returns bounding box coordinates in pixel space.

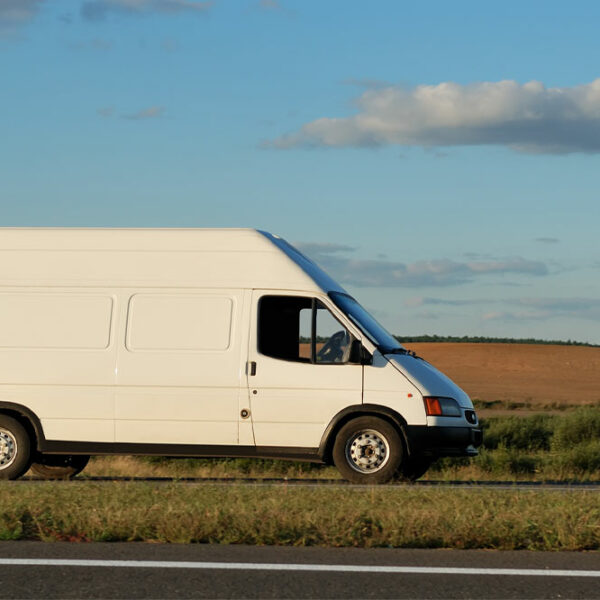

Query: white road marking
[0,559,598,577]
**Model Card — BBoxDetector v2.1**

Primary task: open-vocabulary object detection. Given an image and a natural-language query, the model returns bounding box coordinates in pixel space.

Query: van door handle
[248,361,257,376]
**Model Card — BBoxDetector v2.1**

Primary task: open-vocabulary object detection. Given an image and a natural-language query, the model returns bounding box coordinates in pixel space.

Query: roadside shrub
[551,407,600,451]
[474,446,538,475]
[483,414,555,451]
[428,456,470,473]
[549,439,600,476]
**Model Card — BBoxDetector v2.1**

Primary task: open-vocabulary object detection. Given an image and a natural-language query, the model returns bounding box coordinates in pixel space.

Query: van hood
[385,353,473,408]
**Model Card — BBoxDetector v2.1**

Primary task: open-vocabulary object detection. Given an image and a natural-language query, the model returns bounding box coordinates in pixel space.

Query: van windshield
[329,292,405,354]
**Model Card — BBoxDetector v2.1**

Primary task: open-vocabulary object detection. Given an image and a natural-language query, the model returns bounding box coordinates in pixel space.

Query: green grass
[431,407,600,481]
[472,399,577,412]
[1,483,598,550]
[78,406,600,482]
[552,406,600,450]
[82,455,340,480]
[482,414,555,451]
[8,408,599,550]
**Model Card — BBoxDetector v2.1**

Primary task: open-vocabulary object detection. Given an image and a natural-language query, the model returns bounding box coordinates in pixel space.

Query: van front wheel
[399,455,433,482]
[0,415,32,480]
[333,416,403,484]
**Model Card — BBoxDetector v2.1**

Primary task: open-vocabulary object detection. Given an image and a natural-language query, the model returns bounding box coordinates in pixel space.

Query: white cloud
[483,309,557,322]
[97,105,165,119]
[81,0,213,20]
[295,242,356,255]
[71,38,113,51]
[518,297,600,316]
[0,0,43,32]
[258,0,282,10]
[161,37,179,52]
[483,298,600,322]
[415,311,440,320]
[253,0,295,17]
[296,243,548,288]
[268,79,600,154]
[96,106,115,117]
[403,296,491,308]
[122,106,165,120]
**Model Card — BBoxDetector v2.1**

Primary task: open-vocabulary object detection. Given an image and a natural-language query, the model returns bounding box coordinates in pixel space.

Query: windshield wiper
[382,347,422,359]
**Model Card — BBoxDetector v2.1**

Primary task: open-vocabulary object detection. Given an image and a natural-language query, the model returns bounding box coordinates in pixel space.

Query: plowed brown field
[402,343,600,411]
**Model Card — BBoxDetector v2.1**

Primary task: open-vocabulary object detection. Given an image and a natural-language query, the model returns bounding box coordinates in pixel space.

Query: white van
[0,228,481,482]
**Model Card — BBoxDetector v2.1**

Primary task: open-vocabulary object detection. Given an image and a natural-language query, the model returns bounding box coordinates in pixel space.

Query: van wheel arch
[0,403,44,453]
[0,414,33,479]
[319,404,410,465]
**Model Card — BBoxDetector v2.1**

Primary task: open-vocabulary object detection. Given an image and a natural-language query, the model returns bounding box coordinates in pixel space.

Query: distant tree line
[394,335,599,347]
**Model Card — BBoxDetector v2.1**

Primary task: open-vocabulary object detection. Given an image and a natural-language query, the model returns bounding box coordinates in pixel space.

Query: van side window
[315,302,352,364]
[258,296,352,364]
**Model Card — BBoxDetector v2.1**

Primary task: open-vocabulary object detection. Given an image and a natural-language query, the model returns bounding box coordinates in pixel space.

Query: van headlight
[424,396,462,417]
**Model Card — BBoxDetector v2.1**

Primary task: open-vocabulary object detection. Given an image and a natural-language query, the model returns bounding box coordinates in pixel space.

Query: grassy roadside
[77,406,600,482]
[81,455,342,480]
[1,483,599,550]
[432,406,600,481]
[5,407,597,551]
[79,452,600,482]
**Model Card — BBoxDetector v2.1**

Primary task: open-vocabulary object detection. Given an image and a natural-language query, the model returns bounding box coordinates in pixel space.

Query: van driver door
[246,291,363,450]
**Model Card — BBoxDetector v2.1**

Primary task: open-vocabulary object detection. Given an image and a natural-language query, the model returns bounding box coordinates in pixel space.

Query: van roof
[0,228,347,293]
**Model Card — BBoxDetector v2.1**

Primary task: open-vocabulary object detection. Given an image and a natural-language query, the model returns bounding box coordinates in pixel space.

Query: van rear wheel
[0,415,32,480]
[332,416,403,484]
[30,455,90,479]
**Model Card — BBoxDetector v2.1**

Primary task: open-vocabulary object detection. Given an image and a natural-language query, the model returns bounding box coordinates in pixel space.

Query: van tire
[0,415,32,480]
[30,455,90,479]
[399,455,433,482]
[332,416,403,484]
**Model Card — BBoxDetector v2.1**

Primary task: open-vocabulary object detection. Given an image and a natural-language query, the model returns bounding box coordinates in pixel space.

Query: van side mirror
[349,340,372,365]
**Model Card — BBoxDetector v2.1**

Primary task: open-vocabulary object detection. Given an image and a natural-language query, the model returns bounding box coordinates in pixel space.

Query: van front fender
[318,404,411,462]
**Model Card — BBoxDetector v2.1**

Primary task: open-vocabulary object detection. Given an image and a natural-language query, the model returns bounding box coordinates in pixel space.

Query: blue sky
[1,0,600,343]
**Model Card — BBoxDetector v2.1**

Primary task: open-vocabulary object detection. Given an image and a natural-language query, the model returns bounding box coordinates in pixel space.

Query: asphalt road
[0,542,599,599]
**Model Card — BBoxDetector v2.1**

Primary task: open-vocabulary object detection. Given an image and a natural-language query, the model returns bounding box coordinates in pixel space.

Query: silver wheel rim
[0,428,18,470]
[345,429,390,474]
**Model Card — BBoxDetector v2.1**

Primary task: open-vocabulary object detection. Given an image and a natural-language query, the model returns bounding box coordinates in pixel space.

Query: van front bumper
[406,425,483,458]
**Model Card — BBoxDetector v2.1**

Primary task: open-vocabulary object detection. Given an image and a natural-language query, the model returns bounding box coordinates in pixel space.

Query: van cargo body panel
[0,229,325,291]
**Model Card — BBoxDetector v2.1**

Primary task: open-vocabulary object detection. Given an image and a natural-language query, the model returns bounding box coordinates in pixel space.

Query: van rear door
[246,291,363,449]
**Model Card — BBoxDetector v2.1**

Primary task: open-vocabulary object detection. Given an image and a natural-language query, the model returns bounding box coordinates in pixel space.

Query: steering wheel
[317,330,348,363]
